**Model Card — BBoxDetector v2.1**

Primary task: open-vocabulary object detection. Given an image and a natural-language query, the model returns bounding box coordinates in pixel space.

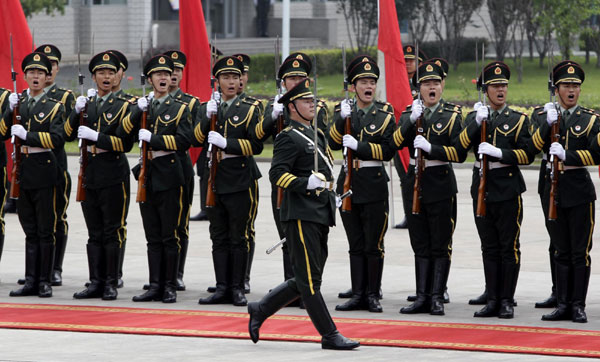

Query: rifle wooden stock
[411,116,424,215]
[136,110,148,203]
[9,102,21,199]
[341,115,353,212]
[548,115,561,221]
[75,106,88,202]
[476,119,488,217]
[275,113,284,209]
[205,113,218,208]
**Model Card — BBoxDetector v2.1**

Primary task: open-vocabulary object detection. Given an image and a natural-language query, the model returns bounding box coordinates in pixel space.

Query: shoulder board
[115,95,131,103]
[282,126,293,133]
[377,108,393,115]
[57,87,72,94]
[44,96,60,104]
[580,107,595,115]
[443,101,462,109]
[402,106,412,114]
[509,108,525,116]
[442,105,461,113]
[334,102,341,109]
[375,100,391,106]
[173,98,187,105]
[533,105,543,111]
[244,95,260,102]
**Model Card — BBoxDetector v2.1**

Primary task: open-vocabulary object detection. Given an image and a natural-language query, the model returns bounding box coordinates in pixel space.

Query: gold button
[116,155,120,159]
[242,163,245,167]
[377,172,381,176]
[47,160,51,163]
[509,173,512,177]
[171,159,175,163]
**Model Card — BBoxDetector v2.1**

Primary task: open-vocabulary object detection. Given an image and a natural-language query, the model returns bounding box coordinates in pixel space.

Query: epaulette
[242,98,259,106]
[282,125,292,133]
[56,87,72,94]
[244,95,261,103]
[511,108,525,116]
[444,101,462,109]
[442,104,461,113]
[173,98,187,105]
[402,105,412,114]
[116,95,132,103]
[580,106,595,115]
[377,107,393,115]
[44,96,60,105]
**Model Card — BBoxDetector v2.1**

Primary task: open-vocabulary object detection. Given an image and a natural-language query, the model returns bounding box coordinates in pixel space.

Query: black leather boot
[190,210,208,221]
[571,265,590,323]
[535,251,557,308]
[133,249,163,302]
[102,245,120,300]
[37,243,55,298]
[52,232,66,286]
[176,238,188,291]
[10,242,39,297]
[230,249,248,306]
[430,258,450,316]
[248,281,300,343]
[498,262,519,319]
[303,292,360,350]
[245,239,255,294]
[117,239,126,288]
[474,259,499,317]
[162,247,179,303]
[282,247,294,281]
[542,262,571,321]
[199,250,230,304]
[400,257,430,314]
[338,288,353,299]
[366,256,383,313]
[74,244,104,299]
[336,255,367,311]
[394,216,408,229]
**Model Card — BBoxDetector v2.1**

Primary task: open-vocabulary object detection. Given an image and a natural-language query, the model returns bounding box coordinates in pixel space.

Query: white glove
[138,129,152,143]
[8,93,19,111]
[409,99,423,123]
[206,99,218,117]
[473,101,483,112]
[475,105,489,126]
[75,96,87,114]
[78,125,98,142]
[340,99,352,119]
[208,130,227,149]
[148,91,154,101]
[271,95,284,120]
[544,102,556,112]
[335,195,342,208]
[211,91,221,102]
[549,142,566,161]
[137,96,148,112]
[307,173,325,190]
[342,134,358,151]
[86,88,97,98]
[11,124,27,140]
[478,142,502,159]
[413,135,431,153]
[546,107,558,126]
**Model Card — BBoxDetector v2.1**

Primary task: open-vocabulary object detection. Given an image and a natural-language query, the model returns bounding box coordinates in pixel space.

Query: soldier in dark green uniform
[248,79,359,350]
[108,50,135,100]
[32,44,73,287]
[118,55,192,303]
[194,56,263,307]
[65,51,133,300]
[328,57,395,313]
[255,53,327,293]
[393,62,465,316]
[3,52,65,297]
[0,88,10,269]
[531,61,600,323]
[456,62,534,319]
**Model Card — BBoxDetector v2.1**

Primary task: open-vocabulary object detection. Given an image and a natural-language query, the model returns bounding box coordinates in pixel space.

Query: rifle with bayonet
[548,46,560,221]
[136,39,149,203]
[275,36,285,209]
[411,41,424,215]
[476,44,488,218]
[206,35,219,208]
[9,34,21,200]
[76,36,88,202]
[341,43,353,213]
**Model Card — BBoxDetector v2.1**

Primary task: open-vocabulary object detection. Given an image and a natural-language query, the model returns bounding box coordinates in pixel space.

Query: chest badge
[233,116,239,121]
[369,124,376,130]
[575,125,581,131]
[164,114,170,121]
[107,113,112,119]
[503,124,509,130]
[38,112,44,118]
[436,123,442,129]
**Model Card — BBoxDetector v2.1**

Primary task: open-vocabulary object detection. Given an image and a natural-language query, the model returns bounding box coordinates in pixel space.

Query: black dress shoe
[474,301,499,317]
[542,306,571,321]
[198,290,229,304]
[17,278,26,285]
[367,296,383,313]
[430,298,444,316]
[337,288,352,299]
[132,288,162,302]
[51,270,62,286]
[10,283,38,296]
[162,288,177,303]
[336,296,367,311]
[535,293,557,308]
[117,279,124,289]
[190,211,208,221]
[498,300,514,319]
[73,284,103,299]
[394,217,408,229]
[38,283,52,298]
[102,285,118,300]
[400,299,429,314]
[176,278,186,291]
[321,331,360,350]
[572,306,587,323]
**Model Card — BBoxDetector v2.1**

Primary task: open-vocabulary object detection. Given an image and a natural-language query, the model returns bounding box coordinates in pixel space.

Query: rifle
[548,46,560,221]
[341,42,353,213]
[9,34,21,200]
[206,34,219,209]
[76,36,88,202]
[411,40,424,215]
[476,44,488,218]
[136,39,149,203]
[275,36,285,209]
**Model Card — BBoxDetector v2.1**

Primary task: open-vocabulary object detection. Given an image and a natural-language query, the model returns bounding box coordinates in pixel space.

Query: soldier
[393,61,465,316]
[118,55,192,303]
[329,57,395,313]
[255,52,327,294]
[194,56,263,307]
[66,51,133,300]
[532,61,599,323]
[456,61,534,319]
[3,52,65,297]
[248,80,360,350]
[0,88,10,269]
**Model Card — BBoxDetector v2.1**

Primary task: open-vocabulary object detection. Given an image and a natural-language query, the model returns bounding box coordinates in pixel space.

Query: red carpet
[0,303,599,358]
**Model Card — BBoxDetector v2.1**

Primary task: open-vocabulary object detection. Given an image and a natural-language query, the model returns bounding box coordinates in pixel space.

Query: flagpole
[282,0,290,60]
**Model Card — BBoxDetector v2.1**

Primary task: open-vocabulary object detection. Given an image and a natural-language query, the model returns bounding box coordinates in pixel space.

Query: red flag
[0,0,33,179]
[377,0,412,172]
[180,0,212,165]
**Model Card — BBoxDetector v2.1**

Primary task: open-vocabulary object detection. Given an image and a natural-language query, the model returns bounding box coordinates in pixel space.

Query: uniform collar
[43,83,56,94]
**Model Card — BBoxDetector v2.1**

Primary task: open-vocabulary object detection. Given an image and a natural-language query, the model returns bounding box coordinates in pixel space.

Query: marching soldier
[255,52,328,292]
[393,61,465,316]
[248,79,360,350]
[66,51,133,300]
[532,61,599,323]
[3,52,65,297]
[329,56,395,313]
[456,61,534,319]
[117,55,192,303]
[195,56,263,307]
[108,49,135,100]
[0,88,9,269]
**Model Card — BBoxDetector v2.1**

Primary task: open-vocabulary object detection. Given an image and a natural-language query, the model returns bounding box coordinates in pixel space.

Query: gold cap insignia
[172,52,179,59]
[33,54,40,61]
[305,79,310,87]
[407,46,412,53]
[227,58,234,66]
[568,66,575,74]
[103,53,110,61]
[292,60,299,68]
[158,57,166,64]
[426,64,433,72]
[495,67,502,75]
[364,63,372,71]
[44,46,51,53]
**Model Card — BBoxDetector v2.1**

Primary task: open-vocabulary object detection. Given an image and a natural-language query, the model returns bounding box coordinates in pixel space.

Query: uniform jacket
[45,84,74,172]
[0,89,9,167]
[256,98,328,142]
[172,88,200,181]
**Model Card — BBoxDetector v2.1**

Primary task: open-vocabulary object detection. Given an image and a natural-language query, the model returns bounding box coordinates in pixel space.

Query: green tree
[337,0,378,52]
[20,0,65,18]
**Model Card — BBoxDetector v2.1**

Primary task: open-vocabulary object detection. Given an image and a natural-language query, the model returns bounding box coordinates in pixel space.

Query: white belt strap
[546,162,584,171]
[220,152,243,160]
[21,146,50,154]
[353,160,383,168]
[86,145,108,154]
[150,150,175,159]
[410,159,449,168]
[474,161,511,170]
[292,129,334,175]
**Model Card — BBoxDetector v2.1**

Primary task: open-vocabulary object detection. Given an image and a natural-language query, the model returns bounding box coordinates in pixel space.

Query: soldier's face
[149,71,171,96]
[290,98,315,121]
[419,80,442,107]
[283,76,305,91]
[113,68,124,89]
[24,69,47,92]
[170,67,183,89]
[239,72,248,94]
[93,69,117,94]
[46,61,58,86]
[352,78,377,106]
[405,59,416,76]
[218,73,241,100]
[557,83,580,108]
[486,83,508,109]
